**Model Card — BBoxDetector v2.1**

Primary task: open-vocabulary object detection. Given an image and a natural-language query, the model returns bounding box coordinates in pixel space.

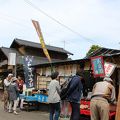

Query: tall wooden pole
[115,86,120,120]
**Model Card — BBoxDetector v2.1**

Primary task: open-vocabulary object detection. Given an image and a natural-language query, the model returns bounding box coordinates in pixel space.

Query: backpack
[60,76,73,100]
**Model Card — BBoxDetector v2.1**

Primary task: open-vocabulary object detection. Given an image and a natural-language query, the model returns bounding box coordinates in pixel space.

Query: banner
[32,20,51,63]
[91,56,105,77]
[104,62,116,77]
[23,56,34,88]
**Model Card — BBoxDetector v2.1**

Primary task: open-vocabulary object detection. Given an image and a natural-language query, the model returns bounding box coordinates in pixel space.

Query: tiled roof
[0,47,70,65]
[10,38,73,55]
[1,47,21,57]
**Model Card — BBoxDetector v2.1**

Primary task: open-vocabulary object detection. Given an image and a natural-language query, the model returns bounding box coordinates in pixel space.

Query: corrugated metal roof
[10,38,73,55]
[84,47,120,59]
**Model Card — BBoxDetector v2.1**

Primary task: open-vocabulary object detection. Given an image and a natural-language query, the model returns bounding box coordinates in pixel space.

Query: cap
[8,73,13,77]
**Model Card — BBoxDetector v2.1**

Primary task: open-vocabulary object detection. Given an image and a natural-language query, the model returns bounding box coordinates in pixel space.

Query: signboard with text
[91,56,105,77]
[23,56,34,88]
[104,62,116,77]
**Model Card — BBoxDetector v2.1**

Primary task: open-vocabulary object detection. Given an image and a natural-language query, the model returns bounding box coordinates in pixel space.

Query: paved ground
[0,101,49,120]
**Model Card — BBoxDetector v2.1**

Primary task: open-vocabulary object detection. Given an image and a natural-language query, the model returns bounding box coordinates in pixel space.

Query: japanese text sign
[91,56,105,77]
[104,62,116,77]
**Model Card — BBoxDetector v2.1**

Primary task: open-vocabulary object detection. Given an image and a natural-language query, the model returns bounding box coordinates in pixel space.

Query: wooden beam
[115,86,120,120]
[18,46,25,55]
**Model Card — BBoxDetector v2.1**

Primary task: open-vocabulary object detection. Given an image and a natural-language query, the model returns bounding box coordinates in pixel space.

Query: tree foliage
[86,45,101,56]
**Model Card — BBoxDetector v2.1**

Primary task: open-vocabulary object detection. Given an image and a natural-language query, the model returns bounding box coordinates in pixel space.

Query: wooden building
[0,38,73,89]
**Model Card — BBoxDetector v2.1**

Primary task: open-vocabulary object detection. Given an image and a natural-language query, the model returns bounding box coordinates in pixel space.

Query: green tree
[86,45,101,56]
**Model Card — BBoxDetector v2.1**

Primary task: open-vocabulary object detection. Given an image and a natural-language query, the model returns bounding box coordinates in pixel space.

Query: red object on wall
[91,56,105,77]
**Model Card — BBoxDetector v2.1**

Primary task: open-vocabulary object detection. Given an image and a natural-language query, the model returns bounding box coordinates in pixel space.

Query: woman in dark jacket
[8,77,19,115]
[67,71,83,120]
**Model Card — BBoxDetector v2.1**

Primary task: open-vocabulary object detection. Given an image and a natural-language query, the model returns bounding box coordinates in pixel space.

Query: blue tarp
[20,94,48,103]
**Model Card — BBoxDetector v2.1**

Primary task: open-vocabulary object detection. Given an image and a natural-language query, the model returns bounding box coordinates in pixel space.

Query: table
[19,94,48,111]
[80,100,116,120]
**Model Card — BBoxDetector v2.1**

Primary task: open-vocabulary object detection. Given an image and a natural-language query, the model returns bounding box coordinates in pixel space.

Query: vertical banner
[23,56,34,88]
[91,56,105,77]
[8,53,16,65]
[32,20,51,63]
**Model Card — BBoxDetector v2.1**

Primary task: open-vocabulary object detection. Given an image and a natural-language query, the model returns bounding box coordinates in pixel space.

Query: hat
[8,73,13,77]
[103,77,113,83]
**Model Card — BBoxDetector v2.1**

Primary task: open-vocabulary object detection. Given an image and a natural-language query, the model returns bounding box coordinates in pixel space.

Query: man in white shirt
[48,71,61,120]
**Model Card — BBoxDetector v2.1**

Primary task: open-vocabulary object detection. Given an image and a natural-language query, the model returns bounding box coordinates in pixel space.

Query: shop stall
[28,48,120,119]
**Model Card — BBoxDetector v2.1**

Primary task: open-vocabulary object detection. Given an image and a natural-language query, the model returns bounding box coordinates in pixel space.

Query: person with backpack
[48,71,61,120]
[66,70,84,120]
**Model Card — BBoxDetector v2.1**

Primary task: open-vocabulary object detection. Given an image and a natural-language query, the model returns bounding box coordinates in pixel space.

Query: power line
[0,12,57,39]
[0,13,31,29]
[23,0,102,46]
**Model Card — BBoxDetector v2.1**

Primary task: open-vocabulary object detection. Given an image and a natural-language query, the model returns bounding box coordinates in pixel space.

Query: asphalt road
[0,101,49,120]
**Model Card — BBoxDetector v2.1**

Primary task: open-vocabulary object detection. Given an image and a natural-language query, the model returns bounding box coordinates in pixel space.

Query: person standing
[8,77,19,115]
[66,70,83,120]
[90,77,116,120]
[3,73,13,111]
[17,76,24,94]
[17,75,24,109]
[48,71,61,120]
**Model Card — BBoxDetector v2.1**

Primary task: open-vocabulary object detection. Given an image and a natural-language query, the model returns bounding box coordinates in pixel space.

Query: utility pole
[115,42,120,120]
[119,42,120,49]
[63,40,65,49]
[61,40,66,49]
[115,87,120,120]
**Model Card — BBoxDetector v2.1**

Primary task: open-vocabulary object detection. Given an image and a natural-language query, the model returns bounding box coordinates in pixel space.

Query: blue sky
[0,0,120,59]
